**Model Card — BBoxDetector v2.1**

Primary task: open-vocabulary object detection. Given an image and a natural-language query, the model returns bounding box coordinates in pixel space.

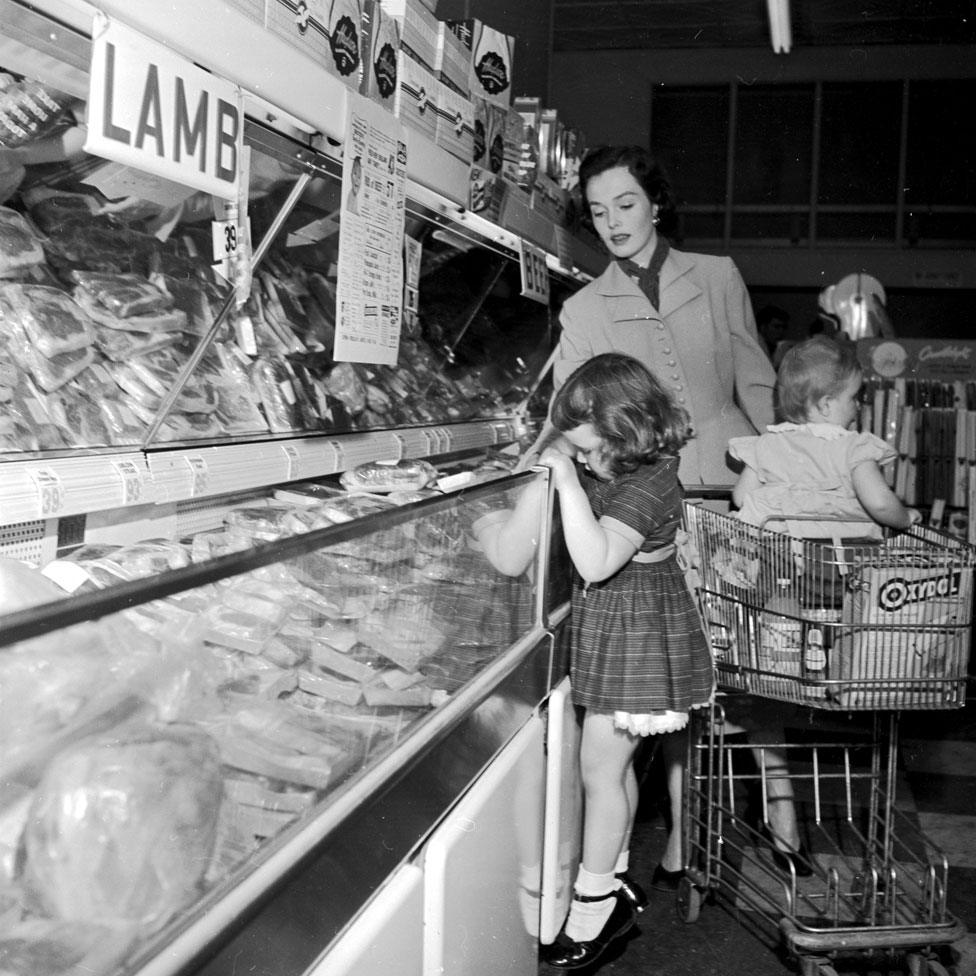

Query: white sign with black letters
[86,13,243,200]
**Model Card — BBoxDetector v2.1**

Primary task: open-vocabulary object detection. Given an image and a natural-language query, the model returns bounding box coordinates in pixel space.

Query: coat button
[667,360,677,367]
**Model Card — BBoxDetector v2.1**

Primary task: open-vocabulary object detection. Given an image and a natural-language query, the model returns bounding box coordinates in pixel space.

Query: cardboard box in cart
[835,557,974,707]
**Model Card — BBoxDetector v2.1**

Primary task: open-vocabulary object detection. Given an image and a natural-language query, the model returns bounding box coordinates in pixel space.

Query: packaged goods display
[0,473,543,973]
[0,47,573,460]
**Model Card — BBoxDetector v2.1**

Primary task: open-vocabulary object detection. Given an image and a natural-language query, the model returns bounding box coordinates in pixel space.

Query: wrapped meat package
[0,284,94,358]
[21,722,223,930]
[68,270,175,319]
[340,458,438,493]
[0,206,45,277]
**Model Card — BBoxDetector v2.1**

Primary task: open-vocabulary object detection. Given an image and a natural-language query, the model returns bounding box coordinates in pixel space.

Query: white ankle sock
[565,867,617,942]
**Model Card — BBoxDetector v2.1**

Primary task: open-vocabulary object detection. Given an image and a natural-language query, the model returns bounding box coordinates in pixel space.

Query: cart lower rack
[681,702,964,976]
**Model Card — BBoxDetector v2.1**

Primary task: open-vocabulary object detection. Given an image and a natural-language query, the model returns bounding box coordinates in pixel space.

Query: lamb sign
[86,14,243,200]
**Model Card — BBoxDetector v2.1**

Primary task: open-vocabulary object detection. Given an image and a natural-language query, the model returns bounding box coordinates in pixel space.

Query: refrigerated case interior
[0,469,554,976]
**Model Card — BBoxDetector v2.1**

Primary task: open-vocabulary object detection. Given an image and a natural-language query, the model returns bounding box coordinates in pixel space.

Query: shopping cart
[676,502,976,976]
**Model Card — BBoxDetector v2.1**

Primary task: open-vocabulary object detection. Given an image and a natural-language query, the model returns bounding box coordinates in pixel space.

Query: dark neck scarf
[619,237,670,311]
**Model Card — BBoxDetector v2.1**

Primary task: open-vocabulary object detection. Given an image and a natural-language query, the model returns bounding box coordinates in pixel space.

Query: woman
[529,145,777,900]
[548,144,775,486]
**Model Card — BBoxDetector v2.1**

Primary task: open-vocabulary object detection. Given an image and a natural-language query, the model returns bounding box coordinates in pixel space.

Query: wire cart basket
[677,502,976,976]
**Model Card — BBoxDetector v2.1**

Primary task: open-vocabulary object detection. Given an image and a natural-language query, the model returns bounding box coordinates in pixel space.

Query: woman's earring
[652,213,660,226]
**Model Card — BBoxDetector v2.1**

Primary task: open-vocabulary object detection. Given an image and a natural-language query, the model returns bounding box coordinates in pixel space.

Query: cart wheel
[675,875,701,923]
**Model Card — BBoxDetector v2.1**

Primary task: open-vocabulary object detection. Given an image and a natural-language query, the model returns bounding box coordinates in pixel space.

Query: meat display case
[0,3,593,970]
[0,468,572,976]
[0,0,604,557]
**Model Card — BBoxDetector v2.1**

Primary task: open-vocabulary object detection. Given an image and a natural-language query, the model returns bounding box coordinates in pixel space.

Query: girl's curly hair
[551,353,692,477]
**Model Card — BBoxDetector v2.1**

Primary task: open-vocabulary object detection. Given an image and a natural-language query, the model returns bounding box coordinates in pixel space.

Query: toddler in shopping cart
[506,353,713,969]
[721,334,921,874]
[730,334,921,536]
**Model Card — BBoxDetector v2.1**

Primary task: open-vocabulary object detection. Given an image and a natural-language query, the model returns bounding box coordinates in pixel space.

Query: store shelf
[0,452,153,524]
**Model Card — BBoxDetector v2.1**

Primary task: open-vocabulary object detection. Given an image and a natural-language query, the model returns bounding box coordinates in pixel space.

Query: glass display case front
[0,469,553,976]
[0,63,575,460]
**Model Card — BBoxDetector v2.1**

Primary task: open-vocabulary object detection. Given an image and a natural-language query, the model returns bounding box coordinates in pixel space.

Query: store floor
[541,698,976,976]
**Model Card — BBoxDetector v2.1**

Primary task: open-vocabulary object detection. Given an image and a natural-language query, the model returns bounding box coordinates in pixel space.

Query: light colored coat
[554,249,776,486]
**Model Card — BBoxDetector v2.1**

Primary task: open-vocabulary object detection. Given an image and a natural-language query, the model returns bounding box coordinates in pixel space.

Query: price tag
[111,458,144,506]
[30,467,64,517]
[281,444,302,481]
[211,215,243,283]
[519,240,551,305]
[391,432,407,461]
[553,225,575,272]
[329,440,346,471]
[184,455,209,497]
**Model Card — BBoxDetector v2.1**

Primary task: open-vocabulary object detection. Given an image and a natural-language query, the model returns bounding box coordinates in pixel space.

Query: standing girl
[537,353,714,969]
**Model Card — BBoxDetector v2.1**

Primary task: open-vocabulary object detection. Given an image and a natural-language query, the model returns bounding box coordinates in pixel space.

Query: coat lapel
[593,251,703,320]
[658,249,702,318]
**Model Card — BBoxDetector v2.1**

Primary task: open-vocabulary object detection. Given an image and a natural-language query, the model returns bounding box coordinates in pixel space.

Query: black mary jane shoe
[540,892,636,970]
[615,872,648,913]
[650,863,684,892]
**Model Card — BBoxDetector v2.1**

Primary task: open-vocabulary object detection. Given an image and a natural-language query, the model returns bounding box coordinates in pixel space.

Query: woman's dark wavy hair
[578,145,678,236]
[775,335,862,423]
[551,353,692,477]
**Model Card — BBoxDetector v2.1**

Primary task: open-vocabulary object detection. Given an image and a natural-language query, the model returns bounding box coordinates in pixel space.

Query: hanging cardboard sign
[86,13,243,200]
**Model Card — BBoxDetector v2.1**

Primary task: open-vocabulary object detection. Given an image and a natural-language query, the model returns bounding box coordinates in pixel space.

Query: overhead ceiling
[551,0,976,51]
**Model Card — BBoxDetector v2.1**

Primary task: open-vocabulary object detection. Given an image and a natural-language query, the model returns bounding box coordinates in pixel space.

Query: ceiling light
[766,0,792,54]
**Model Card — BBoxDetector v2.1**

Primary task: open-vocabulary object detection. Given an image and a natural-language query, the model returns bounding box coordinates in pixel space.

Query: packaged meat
[340,458,438,493]
[318,492,398,522]
[8,333,94,392]
[91,323,181,361]
[207,345,268,434]
[40,387,113,447]
[0,283,94,358]
[0,382,66,452]
[74,286,188,333]
[296,666,364,707]
[0,77,73,148]
[222,772,317,815]
[210,728,334,791]
[68,270,175,318]
[323,361,367,416]
[0,920,136,976]
[0,206,45,276]
[25,190,101,234]
[223,504,321,543]
[21,722,223,929]
[249,356,302,433]
[272,481,345,506]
